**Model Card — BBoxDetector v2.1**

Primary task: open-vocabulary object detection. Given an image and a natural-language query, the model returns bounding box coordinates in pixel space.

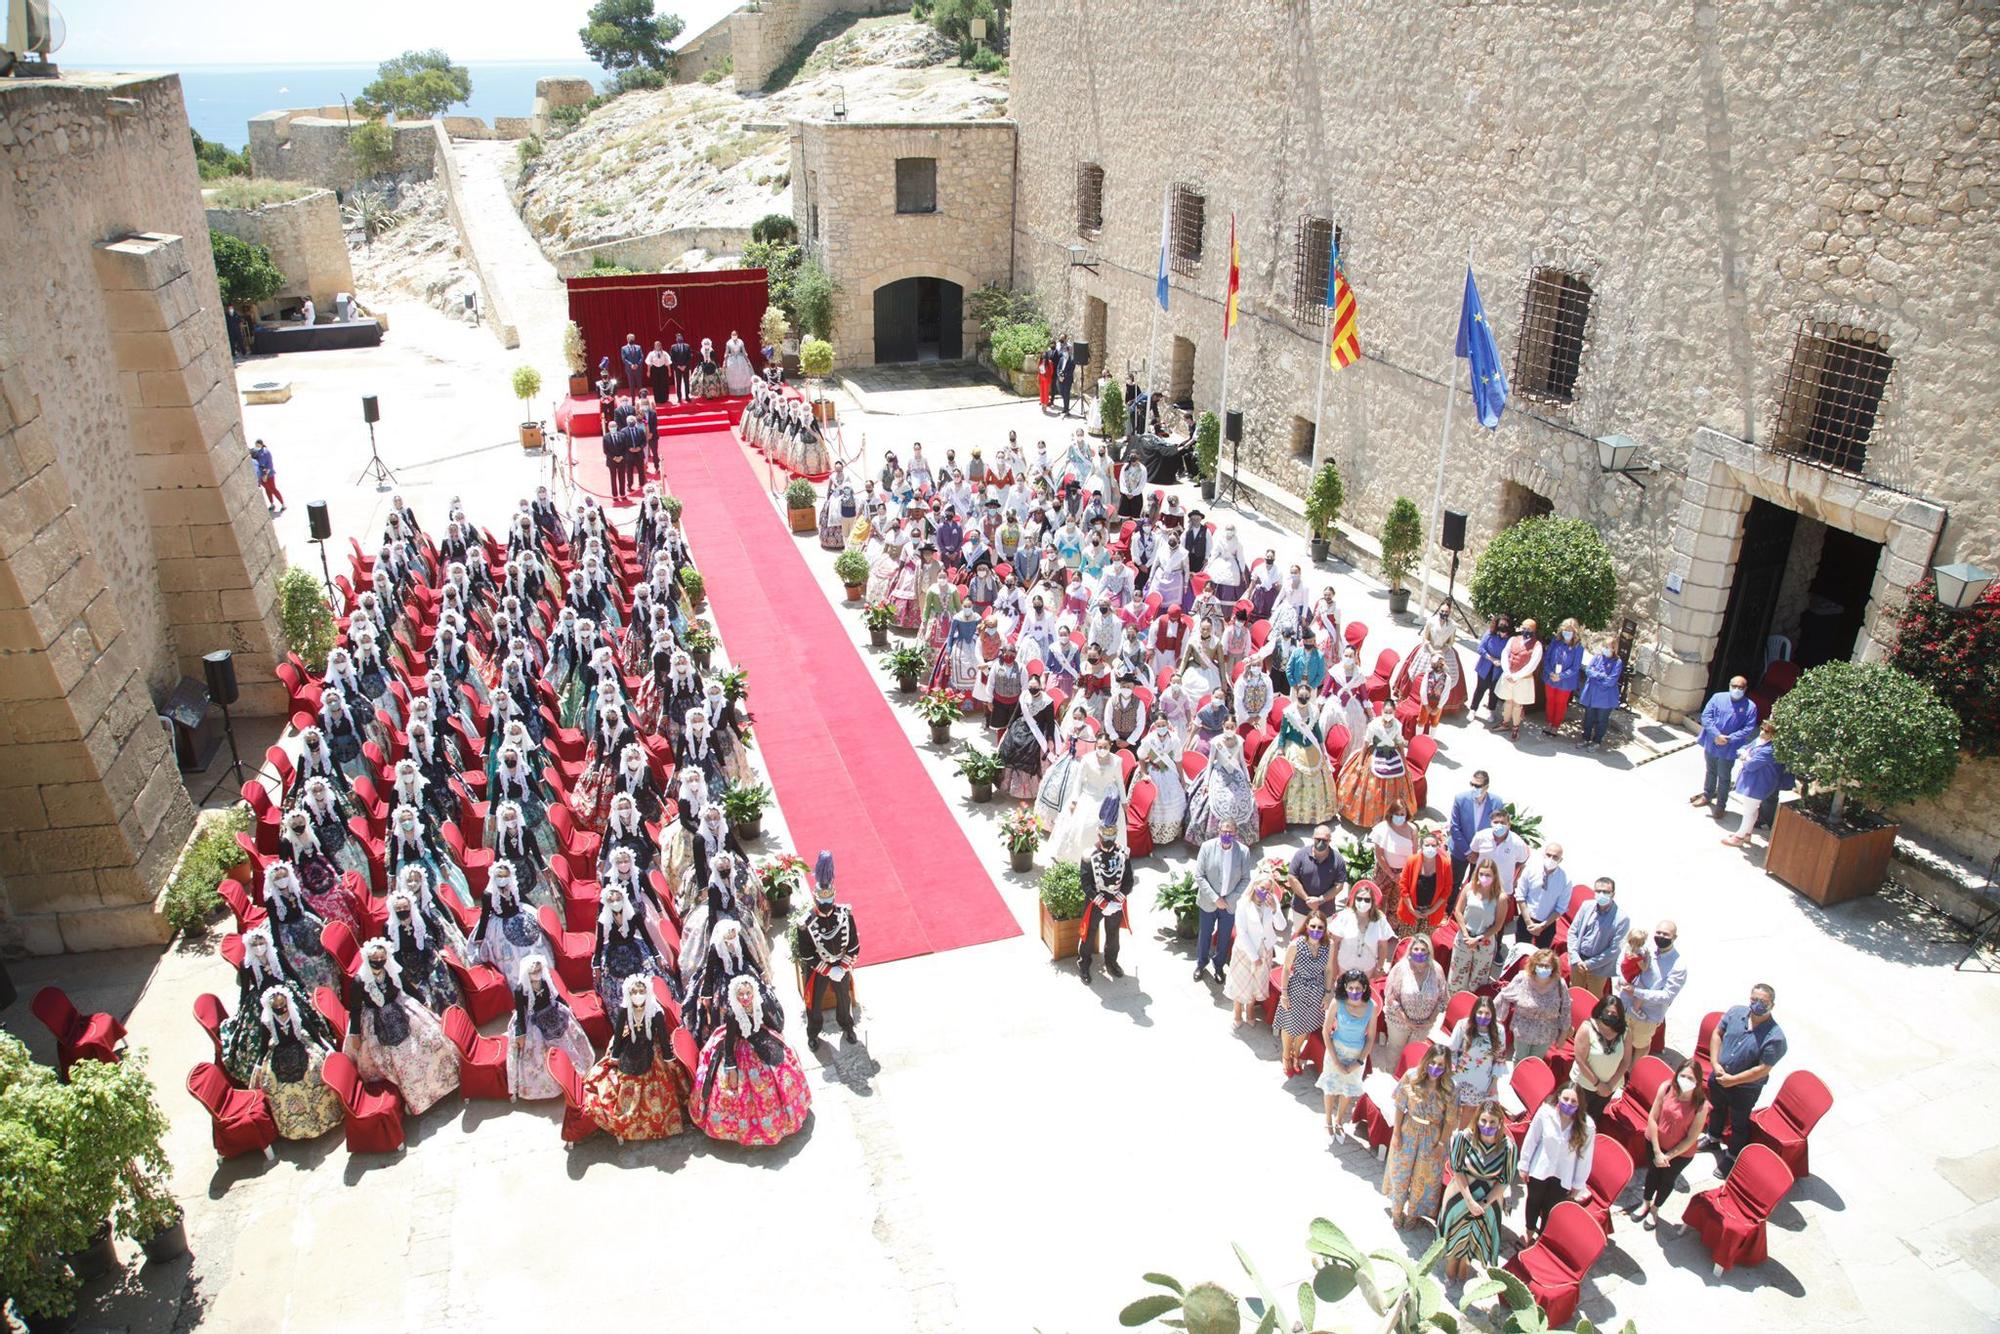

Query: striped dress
[1437,1129,1519,1265]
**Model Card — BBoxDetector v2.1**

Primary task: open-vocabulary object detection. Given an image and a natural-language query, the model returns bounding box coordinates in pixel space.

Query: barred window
[1077,162,1104,235]
[1514,268,1592,404]
[1773,320,1894,474]
[895,158,937,214]
[1171,183,1205,274]
[1292,217,1344,327]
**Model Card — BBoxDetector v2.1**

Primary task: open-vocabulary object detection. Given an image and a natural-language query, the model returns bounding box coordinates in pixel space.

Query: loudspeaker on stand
[1072,339,1091,367]
[361,395,380,424]
[1441,509,1468,552]
[202,650,238,707]
[306,500,331,542]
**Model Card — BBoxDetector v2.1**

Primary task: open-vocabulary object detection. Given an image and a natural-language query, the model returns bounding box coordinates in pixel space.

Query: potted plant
[678,566,706,612]
[161,805,255,937]
[1379,496,1423,616]
[884,645,928,693]
[833,548,870,601]
[1334,834,1376,886]
[1303,461,1344,564]
[754,852,808,916]
[683,619,719,671]
[955,745,1003,801]
[999,806,1042,873]
[1098,379,1125,440]
[563,321,589,395]
[862,599,896,647]
[717,665,750,705]
[1155,870,1199,939]
[1468,514,1619,641]
[1194,411,1220,501]
[800,336,836,424]
[721,782,772,843]
[275,566,335,673]
[784,478,818,533]
[759,303,790,359]
[511,365,544,449]
[662,495,684,522]
[1765,662,1961,906]
[1037,861,1085,958]
[915,686,964,745]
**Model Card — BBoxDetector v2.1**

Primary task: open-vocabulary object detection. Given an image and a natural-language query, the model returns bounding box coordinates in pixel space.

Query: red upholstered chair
[433,883,481,939]
[1125,779,1156,859]
[1507,1057,1556,1144]
[320,920,361,979]
[442,1005,510,1100]
[1265,697,1287,730]
[192,993,235,1080]
[233,831,272,881]
[444,949,512,1027]
[1442,989,1478,1034]
[1181,751,1207,784]
[1503,1200,1604,1326]
[186,1062,279,1161]
[1748,659,1800,726]
[1354,1040,1429,1154]
[1601,1055,1675,1159]
[1255,755,1292,839]
[546,1048,601,1143]
[312,986,350,1047]
[218,875,267,933]
[1580,1134,1636,1237]
[1116,749,1137,788]
[537,903,596,992]
[242,779,282,855]
[1544,987,1601,1084]
[548,804,602,868]
[671,1026,701,1085]
[1242,726,1272,770]
[1343,620,1367,653]
[1690,1010,1726,1081]
[1321,723,1350,764]
[551,966,611,1047]
[1682,1143,1795,1274]
[1750,1070,1833,1179]
[439,821,493,897]
[323,1051,406,1153]
[1364,648,1400,703]
[31,986,126,1081]
[1405,734,1438,811]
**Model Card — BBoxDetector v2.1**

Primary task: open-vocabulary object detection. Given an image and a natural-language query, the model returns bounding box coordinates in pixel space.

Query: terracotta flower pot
[896,673,918,694]
[844,583,865,602]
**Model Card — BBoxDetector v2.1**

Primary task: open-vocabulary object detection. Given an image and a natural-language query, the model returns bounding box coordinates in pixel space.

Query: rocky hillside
[514,16,1007,257]
[345,182,482,317]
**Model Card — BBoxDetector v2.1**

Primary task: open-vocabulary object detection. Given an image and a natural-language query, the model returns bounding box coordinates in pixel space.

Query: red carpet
[568,398,743,507]
[652,405,1021,967]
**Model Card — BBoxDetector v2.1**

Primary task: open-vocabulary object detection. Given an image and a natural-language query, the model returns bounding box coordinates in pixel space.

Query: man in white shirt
[1466,809,1530,893]
[299,297,316,326]
[1513,844,1571,949]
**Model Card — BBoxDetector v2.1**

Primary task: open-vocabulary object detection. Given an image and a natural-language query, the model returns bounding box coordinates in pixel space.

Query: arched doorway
[873,277,964,363]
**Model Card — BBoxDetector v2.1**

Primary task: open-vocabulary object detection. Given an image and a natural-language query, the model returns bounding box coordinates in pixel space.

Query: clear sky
[59,0,740,67]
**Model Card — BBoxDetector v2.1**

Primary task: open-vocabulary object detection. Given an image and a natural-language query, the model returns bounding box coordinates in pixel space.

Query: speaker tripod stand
[356,417,398,489]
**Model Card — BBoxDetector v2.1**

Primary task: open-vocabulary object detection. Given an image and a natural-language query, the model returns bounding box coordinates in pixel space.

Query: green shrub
[1379,497,1423,590]
[203,177,315,209]
[348,119,396,177]
[1773,661,1961,825]
[605,66,668,95]
[517,134,544,170]
[990,320,1050,377]
[547,103,587,130]
[1304,462,1345,538]
[791,256,839,340]
[833,547,870,586]
[799,335,834,380]
[161,805,253,934]
[277,566,335,672]
[210,229,285,314]
[1468,514,1617,631]
[969,46,1006,74]
[969,284,1044,340]
[190,129,250,180]
[751,212,799,245]
[1038,860,1084,919]
[355,48,472,120]
[679,566,705,603]
[585,255,639,276]
[1194,411,1220,478]
[1099,380,1124,438]
[785,478,818,509]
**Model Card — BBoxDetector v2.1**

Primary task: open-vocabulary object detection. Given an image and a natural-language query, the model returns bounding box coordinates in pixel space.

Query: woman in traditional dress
[276,806,369,939]
[886,535,925,631]
[295,726,351,798]
[723,329,755,395]
[690,974,811,1147]
[317,686,373,782]
[1204,525,1247,603]
[1045,733,1127,863]
[385,806,475,933]
[1439,1101,1519,1280]
[997,675,1057,802]
[1223,868,1284,1027]
[383,883,463,1013]
[675,706,727,793]
[508,954,597,1102]
[701,680,753,787]
[470,861,542,982]
[600,790,655,879]
[488,737,555,858]
[1337,708,1416,829]
[1183,730,1257,849]
[347,632,402,729]
[218,925,314,1084]
[582,975,688,1141]
[1319,643,1372,766]
[929,602,983,693]
[819,463,857,550]
[1381,1042,1456,1228]
[658,770,709,894]
[1391,601,1468,720]
[683,914,771,1046]
[261,864,342,996]
[249,985,343,1140]
[601,843,681,968]
[344,938,460,1115]
[790,400,830,478]
[1135,716,1187,846]
[1274,911,1335,1077]
[593,882,670,1014]
[1258,683,1340,826]
[570,699,635,831]
[691,338,725,399]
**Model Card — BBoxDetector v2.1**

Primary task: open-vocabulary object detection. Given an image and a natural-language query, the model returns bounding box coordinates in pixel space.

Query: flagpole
[1146,183,1169,440]
[1311,300,1332,470]
[1218,322,1233,505]
[1417,240,1474,612]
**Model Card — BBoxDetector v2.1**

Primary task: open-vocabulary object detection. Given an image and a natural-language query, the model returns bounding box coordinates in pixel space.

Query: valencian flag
[1455,266,1510,428]
[1327,237,1360,370]
[1223,214,1240,338]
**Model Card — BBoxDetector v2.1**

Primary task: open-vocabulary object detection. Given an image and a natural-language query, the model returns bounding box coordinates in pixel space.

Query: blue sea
[69,60,609,150]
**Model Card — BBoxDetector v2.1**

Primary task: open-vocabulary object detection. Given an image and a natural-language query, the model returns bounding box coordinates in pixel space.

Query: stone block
[92,862,151,905]
[0,784,48,831]
[66,655,132,735]
[58,903,173,952]
[0,649,63,702]
[130,756,184,841]
[81,594,123,651]
[99,728,156,808]
[43,623,100,695]
[1691,530,1740,565]
[39,779,119,829]
[151,524,193,560]
[143,487,230,527]
[91,233,190,294]
[3,869,101,913]
[125,403,205,456]
[108,328,199,375]
[1880,552,1926,589]
[164,589,221,625]
[1887,521,1938,562]
[136,368,205,410]
[98,288,175,335]
[189,523,246,560]
[0,740,97,784]
[12,824,130,875]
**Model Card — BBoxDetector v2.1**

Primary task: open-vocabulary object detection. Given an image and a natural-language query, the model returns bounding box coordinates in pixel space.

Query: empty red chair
[1503,1200,1605,1325]
[30,986,126,1080]
[1405,734,1438,810]
[548,804,601,867]
[1682,1143,1795,1273]
[1601,1055,1675,1159]
[1544,987,1601,1084]
[551,967,610,1048]
[218,875,267,933]
[233,830,272,880]
[1363,648,1400,703]
[1507,1057,1556,1143]
[443,949,513,1027]
[670,1026,701,1084]
[322,1051,406,1153]
[546,1047,601,1143]
[1255,754,1292,838]
[192,993,235,1079]
[242,779,283,855]
[321,919,361,978]
[1579,1134,1635,1236]
[1242,725,1272,770]
[313,985,350,1046]
[537,903,596,992]
[1690,1010,1725,1081]
[1124,778,1156,859]
[186,1062,279,1160]
[442,1005,510,1100]
[264,744,297,798]
[1354,1040,1428,1154]
[1441,989,1478,1033]
[1749,1069,1833,1179]
[1181,750,1207,784]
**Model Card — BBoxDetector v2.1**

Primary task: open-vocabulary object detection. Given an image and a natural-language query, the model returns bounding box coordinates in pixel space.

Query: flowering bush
[754,852,810,909]
[862,599,898,631]
[999,805,1043,854]
[1887,576,2000,757]
[915,686,966,725]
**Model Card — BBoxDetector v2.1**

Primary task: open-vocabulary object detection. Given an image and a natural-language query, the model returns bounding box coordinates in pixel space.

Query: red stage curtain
[566,270,770,379]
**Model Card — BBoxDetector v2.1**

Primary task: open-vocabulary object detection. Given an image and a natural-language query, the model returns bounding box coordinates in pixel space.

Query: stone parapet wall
[554,225,754,276]
[247,111,437,190]
[204,189,356,315]
[428,124,520,350]
[672,13,738,84]
[734,0,903,90]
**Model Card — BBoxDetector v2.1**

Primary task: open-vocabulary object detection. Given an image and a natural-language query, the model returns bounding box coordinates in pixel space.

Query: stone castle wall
[792,119,1016,367]
[205,188,357,316]
[672,13,738,84]
[247,110,437,191]
[554,225,754,276]
[735,0,904,90]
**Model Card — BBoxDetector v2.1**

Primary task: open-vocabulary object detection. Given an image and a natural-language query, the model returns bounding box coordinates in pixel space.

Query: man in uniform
[1077,795,1132,984]
[795,851,860,1045]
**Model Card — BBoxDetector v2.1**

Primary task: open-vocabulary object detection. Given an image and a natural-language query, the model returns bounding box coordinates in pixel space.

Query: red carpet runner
[636,403,1020,966]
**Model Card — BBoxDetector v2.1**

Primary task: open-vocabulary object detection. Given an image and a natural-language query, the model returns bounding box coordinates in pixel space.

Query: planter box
[813,400,838,424]
[788,508,815,533]
[1011,370,1041,397]
[1765,803,1898,906]
[1039,900,1081,960]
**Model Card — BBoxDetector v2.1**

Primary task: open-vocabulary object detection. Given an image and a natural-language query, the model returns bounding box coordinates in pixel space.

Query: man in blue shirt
[1693,675,1758,819]
[1448,770,1501,889]
[1702,983,1787,1167]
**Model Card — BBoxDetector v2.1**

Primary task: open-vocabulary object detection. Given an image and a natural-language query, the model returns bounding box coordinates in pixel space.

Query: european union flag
[1455,267,1509,429]
[1155,188,1172,313]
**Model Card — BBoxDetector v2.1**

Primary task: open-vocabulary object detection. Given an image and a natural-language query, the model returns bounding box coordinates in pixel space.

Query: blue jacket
[1474,631,1507,682]
[1448,787,1501,859]
[1578,652,1623,709]
[1542,638,1583,691]
[1287,647,1326,692]
[1699,692,1759,760]
[1733,740,1794,802]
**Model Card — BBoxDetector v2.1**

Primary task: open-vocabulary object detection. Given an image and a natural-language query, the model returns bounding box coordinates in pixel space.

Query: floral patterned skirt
[1337,748,1416,829]
[254,1045,344,1139]
[509,1011,598,1101]
[348,1000,460,1114]
[581,1054,688,1139]
[691,1036,812,1146]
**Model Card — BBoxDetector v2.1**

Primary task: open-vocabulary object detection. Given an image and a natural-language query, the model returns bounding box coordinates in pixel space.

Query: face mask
[1677,1075,1698,1094]
[1595,892,1612,909]
[1748,999,1770,1016]
[1427,1063,1446,1077]
[1391,815,1407,826]
[1474,1013,1490,1027]
[1729,686,1746,701]
[1479,1122,1499,1139]
[1654,934,1674,951]
[1410,951,1429,965]
[1494,825,1511,838]
[1534,966,1553,980]
[1354,900,1374,913]
[1219,832,1235,848]
[1314,838,1331,852]
[1561,630,1574,641]
[1558,1102,1578,1118]
[1307,928,1325,941]
[1347,990,1365,1002]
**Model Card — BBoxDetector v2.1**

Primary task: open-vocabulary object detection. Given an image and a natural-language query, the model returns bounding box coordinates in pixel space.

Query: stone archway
[871,276,965,364]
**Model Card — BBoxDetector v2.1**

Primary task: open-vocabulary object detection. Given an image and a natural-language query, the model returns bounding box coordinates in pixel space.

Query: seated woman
[275,811,369,941]
[570,698,637,833]
[600,790,656,877]
[487,728,555,848]
[610,741,665,828]
[218,924,316,1085]
[684,914,767,1046]
[251,984,343,1140]
[689,974,811,1147]
[581,975,689,1141]
[385,810,476,943]
[294,726,353,798]
[508,954,596,1102]
[317,686,375,782]
[701,681,754,788]
[470,861,542,982]
[593,882,671,1014]
[344,938,460,1115]
[383,882,464,1014]
[261,863,342,997]
[677,856,770,984]
[600,843,679,968]
[675,706,728,794]
[488,798,555,906]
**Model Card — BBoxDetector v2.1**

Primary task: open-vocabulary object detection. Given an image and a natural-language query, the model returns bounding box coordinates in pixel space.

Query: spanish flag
[1223,213,1240,340]
[1328,239,1360,370]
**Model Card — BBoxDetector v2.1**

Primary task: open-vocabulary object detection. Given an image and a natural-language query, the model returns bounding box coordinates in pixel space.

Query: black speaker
[1224,410,1243,443]
[361,395,380,424]
[1073,339,1091,367]
[202,649,238,708]
[306,500,331,542]
[1441,509,1468,552]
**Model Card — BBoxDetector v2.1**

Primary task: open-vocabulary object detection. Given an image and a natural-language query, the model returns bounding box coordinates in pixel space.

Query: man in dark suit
[640,399,659,473]
[668,333,693,403]
[620,333,645,394]
[602,422,627,502]
[1055,336,1077,417]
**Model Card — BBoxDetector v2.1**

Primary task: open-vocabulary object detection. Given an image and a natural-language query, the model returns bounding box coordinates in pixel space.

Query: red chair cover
[1601,1055,1675,1159]
[1749,1069,1833,1179]
[1255,755,1292,838]
[323,1051,406,1153]
[1682,1144,1795,1271]
[444,949,513,1027]
[1503,1201,1604,1326]
[31,986,125,1079]
[442,1005,510,1100]
[192,993,234,1078]
[1124,779,1156,859]
[187,1062,279,1159]
[1354,1041,1430,1151]
[1507,1057,1556,1143]
[1580,1135,1635,1236]
[546,1048,601,1142]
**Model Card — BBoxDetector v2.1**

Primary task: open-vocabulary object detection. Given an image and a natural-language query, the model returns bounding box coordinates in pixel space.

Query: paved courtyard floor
[8,292,2000,1333]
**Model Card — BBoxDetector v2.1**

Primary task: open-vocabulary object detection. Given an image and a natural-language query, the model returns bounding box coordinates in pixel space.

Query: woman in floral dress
[593,883,671,1014]
[582,975,688,1141]
[1496,947,1570,1064]
[1184,731,1257,849]
[345,939,460,1115]
[1257,684,1340,826]
[508,954,597,1102]
[276,809,369,940]
[383,883,464,1014]
[691,974,811,1147]
[1033,703,1096,833]
[218,925,315,1085]
[1381,1042,1455,1228]
[1337,709,1416,830]
[261,865,341,997]
[251,985,343,1140]
[1438,1102,1519,1280]
[1135,717,1187,845]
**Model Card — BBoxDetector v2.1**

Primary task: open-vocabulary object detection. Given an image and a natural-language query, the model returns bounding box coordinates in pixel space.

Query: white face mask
[1677,1074,1698,1094]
